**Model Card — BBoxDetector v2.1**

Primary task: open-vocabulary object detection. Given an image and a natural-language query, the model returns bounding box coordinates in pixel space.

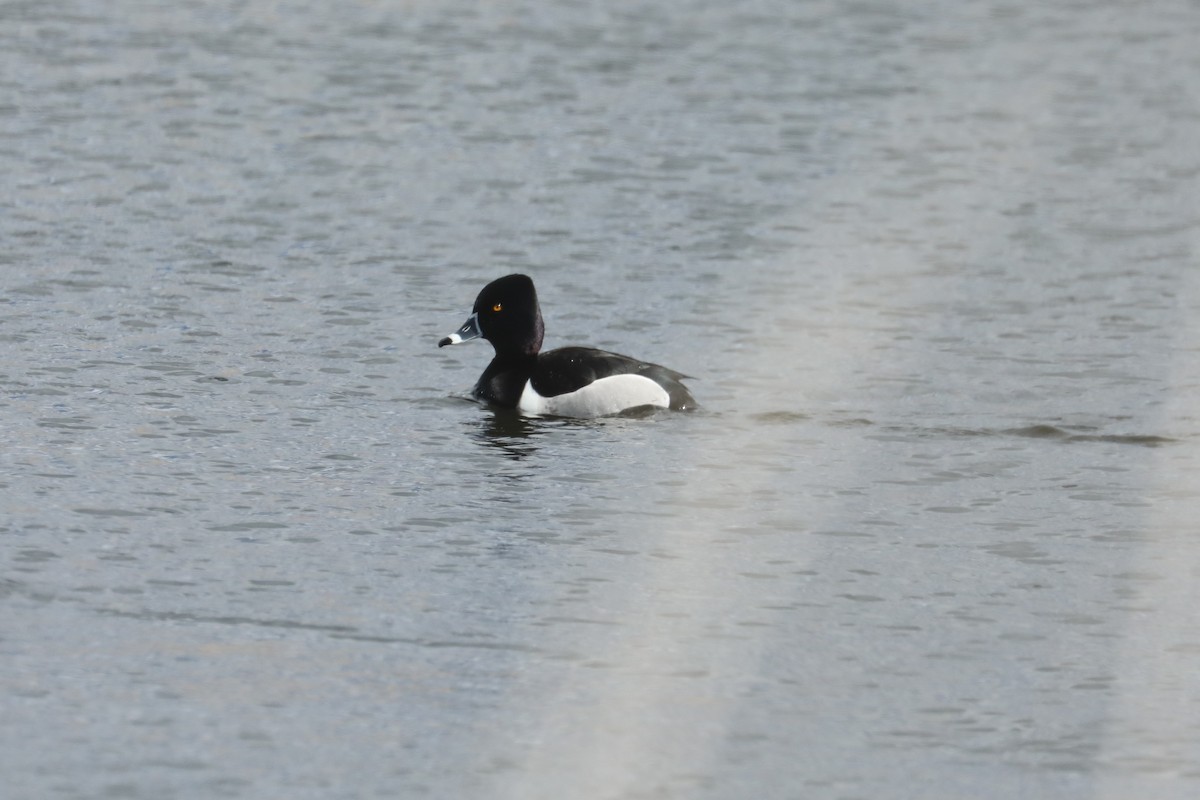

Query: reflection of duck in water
[473,409,540,462]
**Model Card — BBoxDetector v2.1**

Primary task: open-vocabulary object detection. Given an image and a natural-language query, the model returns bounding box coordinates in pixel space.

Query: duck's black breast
[531,347,696,410]
[473,356,534,407]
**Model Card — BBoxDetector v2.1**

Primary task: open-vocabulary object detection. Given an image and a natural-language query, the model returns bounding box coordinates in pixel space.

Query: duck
[438,274,696,417]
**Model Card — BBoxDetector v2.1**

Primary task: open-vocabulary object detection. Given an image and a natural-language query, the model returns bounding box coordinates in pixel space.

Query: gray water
[3,1,1200,798]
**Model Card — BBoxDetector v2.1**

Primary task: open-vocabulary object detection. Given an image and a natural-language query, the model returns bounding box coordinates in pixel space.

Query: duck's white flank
[518,374,670,418]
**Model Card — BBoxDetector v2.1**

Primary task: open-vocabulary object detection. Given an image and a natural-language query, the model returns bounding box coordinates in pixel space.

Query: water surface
[3,1,1200,798]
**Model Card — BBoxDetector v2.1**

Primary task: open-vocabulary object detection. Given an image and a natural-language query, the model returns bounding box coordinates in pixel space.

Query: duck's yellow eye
[492,303,503,312]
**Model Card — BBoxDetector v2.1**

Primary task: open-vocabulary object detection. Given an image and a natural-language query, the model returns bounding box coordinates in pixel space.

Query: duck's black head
[438,274,544,357]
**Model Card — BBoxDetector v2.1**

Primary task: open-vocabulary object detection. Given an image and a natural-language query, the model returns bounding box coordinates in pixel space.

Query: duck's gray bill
[438,313,482,348]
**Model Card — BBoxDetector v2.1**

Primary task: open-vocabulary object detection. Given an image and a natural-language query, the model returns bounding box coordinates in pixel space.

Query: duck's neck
[475,351,538,408]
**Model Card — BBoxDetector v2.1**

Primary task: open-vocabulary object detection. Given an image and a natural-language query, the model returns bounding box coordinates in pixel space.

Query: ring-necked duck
[438,274,696,417]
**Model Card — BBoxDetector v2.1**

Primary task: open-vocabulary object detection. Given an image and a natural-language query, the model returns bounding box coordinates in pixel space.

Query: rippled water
[4,1,1200,798]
